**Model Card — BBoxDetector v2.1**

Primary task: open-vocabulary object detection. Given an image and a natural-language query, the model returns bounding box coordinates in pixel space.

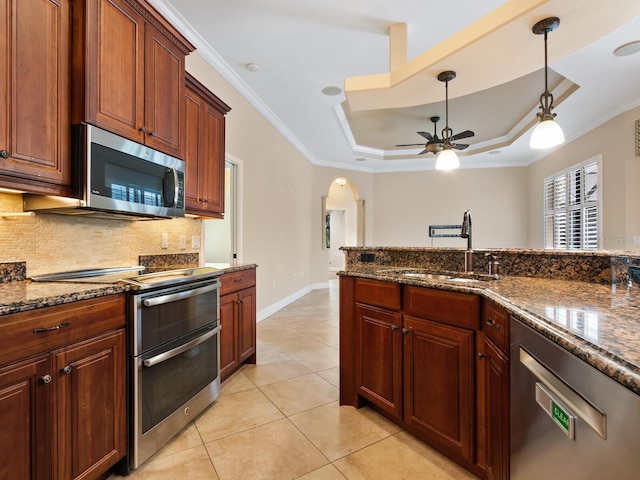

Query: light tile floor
[110,281,476,480]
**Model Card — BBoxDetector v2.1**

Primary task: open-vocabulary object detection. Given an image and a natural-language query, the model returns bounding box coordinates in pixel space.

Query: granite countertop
[340,268,640,396]
[0,264,258,318]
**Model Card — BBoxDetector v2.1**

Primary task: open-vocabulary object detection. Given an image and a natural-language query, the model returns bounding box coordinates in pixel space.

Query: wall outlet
[273,280,276,289]
[179,235,186,250]
[192,235,201,248]
[161,233,169,249]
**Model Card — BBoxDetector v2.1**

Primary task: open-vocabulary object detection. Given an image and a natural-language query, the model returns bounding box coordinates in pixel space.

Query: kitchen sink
[446,277,482,284]
[401,273,453,281]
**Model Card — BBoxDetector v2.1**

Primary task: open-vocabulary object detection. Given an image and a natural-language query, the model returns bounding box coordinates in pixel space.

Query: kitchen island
[339,247,640,480]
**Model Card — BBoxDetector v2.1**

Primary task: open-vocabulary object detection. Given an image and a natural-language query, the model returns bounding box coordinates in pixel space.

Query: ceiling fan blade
[451,130,475,141]
[453,143,469,150]
[395,143,426,147]
[417,131,433,141]
[418,148,429,155]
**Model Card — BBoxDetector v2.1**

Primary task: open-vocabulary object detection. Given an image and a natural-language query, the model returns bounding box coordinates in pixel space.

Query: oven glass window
[140,331,218,434]
[140,288,218,352]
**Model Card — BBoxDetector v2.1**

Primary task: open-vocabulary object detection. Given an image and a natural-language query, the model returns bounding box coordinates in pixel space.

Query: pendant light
[435,71,460,170]
[530,17,565,149]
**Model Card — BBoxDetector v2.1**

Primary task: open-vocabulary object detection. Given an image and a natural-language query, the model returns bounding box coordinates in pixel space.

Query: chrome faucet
[460,210,473,272]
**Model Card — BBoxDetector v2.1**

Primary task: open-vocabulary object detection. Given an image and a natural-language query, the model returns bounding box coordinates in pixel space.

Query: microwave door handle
[142,283,220,307]
[162,168,179,207]
[143,325,221,368]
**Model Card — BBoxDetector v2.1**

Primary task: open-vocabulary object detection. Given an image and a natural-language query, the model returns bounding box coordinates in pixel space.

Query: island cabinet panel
[0,355,53,480]
[71,0,194,158]
[355,303,403,420]
[0,294,127,480]
[184,73,231,218]
[403,315,475,461]
[354,278,401,310]
[404,286,479,330]
[219,269,257,382]
[0,0,71,195]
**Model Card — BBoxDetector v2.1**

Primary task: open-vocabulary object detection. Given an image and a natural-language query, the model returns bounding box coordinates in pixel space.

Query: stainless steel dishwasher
[510,317,640,479]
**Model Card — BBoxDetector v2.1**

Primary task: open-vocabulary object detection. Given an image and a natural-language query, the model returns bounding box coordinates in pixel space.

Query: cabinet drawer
[404,286,479,330]
[482,299,509,352]
[354,278,401,311]
[220,269,256,296]
[0,294,126,366]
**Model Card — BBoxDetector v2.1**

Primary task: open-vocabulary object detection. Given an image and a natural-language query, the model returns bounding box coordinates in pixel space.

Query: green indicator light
[552,401,570,432]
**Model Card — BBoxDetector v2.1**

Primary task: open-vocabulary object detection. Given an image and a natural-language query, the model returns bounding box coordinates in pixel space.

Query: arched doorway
[324,177,364,279]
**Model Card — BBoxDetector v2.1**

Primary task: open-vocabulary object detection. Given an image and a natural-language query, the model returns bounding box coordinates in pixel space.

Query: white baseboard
[257,282,331,322]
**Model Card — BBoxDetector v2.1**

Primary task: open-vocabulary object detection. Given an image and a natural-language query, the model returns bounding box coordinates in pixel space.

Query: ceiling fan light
[435,148,459,170]
[530,119,565,149]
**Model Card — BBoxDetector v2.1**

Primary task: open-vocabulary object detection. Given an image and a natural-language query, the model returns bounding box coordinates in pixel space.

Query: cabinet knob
[0,149,9,158]
[478,353,487,359]
[391,324,398,331]
[61,365,72,375]
[149,130,156,137]
[40,375,52,384]
[486,318,501,330]
[139,126,147,133]
[402,328,410,335]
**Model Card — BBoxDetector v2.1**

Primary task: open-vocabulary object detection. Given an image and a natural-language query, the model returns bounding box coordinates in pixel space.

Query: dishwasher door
[510,317,640,480]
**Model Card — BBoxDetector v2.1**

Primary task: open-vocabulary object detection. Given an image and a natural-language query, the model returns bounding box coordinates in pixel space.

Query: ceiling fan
[395,71,475,155]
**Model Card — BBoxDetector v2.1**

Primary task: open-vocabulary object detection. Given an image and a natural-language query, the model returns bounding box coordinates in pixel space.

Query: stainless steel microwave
[24,124,185,220]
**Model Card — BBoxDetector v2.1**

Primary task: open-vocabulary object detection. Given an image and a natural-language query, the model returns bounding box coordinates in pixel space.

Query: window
[544,156,601,250]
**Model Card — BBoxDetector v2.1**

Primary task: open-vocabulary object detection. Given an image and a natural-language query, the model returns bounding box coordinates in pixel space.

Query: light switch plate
[161,233,169,249]
[192,235,201,248]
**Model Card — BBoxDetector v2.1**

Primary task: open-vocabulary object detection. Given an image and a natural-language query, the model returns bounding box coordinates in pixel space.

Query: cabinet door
[219,292,239,382]
[0,355,53,480]
[144,22,185,158]
[198,102,225,215]
[403,315,475,462]
[54,329,126,480]
[356,304,403,420]
[0,0,70,193]
[184,86,204,210]
[238,287,256,364]
[84,0,145,144]
[482,337,509,480]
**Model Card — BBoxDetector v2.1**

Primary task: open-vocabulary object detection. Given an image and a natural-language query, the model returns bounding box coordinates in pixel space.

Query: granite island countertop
[340,267,640,396]
[0,264,258,318]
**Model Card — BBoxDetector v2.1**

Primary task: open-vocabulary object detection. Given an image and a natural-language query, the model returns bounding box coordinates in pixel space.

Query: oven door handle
[143,325,220,368]
[142,283,219,307]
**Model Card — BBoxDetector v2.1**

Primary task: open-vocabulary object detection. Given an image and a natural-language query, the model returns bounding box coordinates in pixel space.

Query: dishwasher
[510,317,640,479]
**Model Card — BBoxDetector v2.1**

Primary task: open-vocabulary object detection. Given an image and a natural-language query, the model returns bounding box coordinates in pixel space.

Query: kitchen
[2,0,640,479]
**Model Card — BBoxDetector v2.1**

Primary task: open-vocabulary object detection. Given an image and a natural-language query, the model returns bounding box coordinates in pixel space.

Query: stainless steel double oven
[126,268,222,469]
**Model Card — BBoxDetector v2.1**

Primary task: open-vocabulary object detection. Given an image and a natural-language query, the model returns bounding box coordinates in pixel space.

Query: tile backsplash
[0,193,202,276]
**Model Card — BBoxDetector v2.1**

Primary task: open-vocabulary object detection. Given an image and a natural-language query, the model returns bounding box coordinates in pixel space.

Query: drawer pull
[34,321,71,333]
[486,318,501,330]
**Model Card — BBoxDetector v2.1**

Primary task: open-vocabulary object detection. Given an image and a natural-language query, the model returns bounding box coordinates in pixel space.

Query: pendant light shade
[530,17,564,149]
[436,147,459,170]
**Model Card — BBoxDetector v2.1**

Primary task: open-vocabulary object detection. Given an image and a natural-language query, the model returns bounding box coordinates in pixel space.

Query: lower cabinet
[219,268,257,382]
[0,295,126,480]
[344,276,511,479]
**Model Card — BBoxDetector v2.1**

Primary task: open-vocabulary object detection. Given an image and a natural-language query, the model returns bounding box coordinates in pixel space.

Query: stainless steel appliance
[125,268,221,469]
[510,317,640,479]
[23,123,185,220]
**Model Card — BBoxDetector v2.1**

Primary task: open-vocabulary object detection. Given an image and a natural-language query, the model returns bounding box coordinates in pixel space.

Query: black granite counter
[340,267,640,396]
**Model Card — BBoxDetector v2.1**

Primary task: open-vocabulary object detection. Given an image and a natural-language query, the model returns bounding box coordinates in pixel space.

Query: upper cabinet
[0,0,72,195]
[184,73,231,218]
[71,0,194,159]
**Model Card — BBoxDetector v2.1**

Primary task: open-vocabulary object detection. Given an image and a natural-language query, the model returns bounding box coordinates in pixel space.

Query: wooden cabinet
[219,269,257,381]
[355,303,403,419]
[0,0,71,195]
[403,314,475,462]
[184,73,231,218]
[0,294,126,480]
[477,299,510,480]
[71,0,194,158]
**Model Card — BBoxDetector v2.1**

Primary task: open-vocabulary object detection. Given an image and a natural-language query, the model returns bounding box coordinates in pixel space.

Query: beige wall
[527,106,640,250]
[371,167,530,248]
